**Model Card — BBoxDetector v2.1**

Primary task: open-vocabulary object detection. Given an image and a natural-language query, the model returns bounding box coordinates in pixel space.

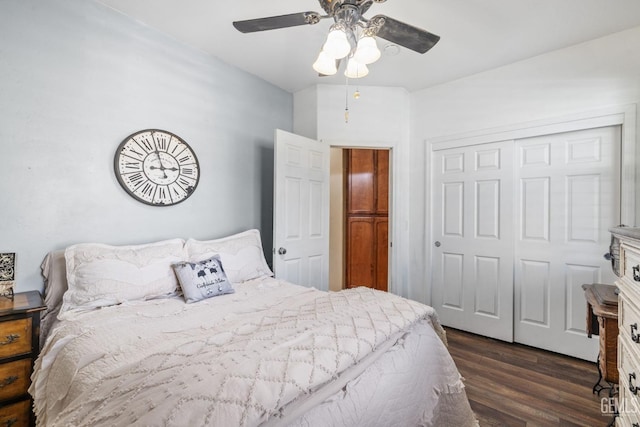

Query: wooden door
[344,149,389,291]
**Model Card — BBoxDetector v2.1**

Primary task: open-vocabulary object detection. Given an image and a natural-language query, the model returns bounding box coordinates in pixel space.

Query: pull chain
[344,76,350,123]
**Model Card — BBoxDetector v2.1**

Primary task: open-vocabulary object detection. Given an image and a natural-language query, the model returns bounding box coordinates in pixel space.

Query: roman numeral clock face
[114,130,200,206]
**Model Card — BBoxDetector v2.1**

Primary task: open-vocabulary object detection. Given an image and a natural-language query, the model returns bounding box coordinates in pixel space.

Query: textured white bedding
[31,278,476,427]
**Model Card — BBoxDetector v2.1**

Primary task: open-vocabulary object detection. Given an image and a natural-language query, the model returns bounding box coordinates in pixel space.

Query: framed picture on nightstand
[0,253,16,299]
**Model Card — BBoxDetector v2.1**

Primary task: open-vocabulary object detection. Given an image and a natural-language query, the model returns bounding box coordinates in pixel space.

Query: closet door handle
[633,265,640,281]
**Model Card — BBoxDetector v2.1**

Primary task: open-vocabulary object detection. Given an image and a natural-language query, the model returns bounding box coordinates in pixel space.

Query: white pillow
[185,229,273,283]
[173,255,235,303]
[60,238,185,313]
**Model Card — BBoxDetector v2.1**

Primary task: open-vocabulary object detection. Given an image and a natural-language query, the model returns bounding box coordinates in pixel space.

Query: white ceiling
[97,0,640,93]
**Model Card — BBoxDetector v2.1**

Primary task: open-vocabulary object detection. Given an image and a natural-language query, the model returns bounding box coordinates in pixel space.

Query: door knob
[434,241,441,247]
[278,247,287,255]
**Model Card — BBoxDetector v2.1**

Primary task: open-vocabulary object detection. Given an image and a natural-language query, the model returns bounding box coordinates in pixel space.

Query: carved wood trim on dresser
[0,291,45,427]
[611,227,640,427]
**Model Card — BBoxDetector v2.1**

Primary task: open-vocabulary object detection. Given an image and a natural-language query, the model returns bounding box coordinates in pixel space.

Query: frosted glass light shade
[344,59,369,79]
[353,36,381,64]
[323,28,351,59]
[312,51,337,75]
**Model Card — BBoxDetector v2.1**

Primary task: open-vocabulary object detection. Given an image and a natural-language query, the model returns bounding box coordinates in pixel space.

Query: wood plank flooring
[445,327,616,427]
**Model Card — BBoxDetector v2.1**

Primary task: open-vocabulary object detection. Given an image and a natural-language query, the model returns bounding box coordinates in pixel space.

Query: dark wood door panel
[346,149,375,214]
[344,148,389,292]
[375,150,389,215]
[375,218,388,292]
[346,217,375,288]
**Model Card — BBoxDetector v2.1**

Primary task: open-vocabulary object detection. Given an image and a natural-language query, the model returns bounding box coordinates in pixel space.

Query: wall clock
[114,129,200,206]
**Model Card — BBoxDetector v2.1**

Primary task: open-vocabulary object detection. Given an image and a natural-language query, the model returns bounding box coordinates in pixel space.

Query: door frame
[425,103,637,307]
[325,140,399,296]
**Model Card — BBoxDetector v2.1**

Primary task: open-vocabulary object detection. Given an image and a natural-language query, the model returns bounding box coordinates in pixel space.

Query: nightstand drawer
[0,399,29,427]
[0,319,31,360]
[0,359,30,402]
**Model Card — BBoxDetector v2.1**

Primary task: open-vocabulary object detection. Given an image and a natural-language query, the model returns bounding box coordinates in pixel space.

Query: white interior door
[431,142,515,342]
[273,129,330,290]
[514,126,621,359]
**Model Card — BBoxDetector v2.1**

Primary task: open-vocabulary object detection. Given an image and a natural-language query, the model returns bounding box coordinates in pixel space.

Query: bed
[30,230,477,427]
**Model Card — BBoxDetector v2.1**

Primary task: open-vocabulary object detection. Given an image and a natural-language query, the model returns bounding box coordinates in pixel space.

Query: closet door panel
[347,150,375,214]
[375,217,388,291]
[514,126,620,360]
[431,142,514,342]
[376,150,389,214]
[346,216,375,288]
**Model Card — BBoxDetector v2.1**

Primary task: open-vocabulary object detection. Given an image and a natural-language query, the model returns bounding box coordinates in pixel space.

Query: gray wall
[0,0,293,293]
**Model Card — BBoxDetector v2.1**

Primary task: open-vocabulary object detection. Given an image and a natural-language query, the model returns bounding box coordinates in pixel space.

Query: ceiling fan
[233,0,440,78]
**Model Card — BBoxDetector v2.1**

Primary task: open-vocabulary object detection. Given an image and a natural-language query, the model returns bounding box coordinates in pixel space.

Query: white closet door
[514,126,620,360]
[432,142,514,342]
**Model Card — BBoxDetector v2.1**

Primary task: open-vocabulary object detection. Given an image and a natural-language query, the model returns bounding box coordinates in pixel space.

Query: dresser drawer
[0,359,30,403]
[619,293,640,353]
[0,399,29,427]
[0,319,31,360]
[618,339,640,425]
[623,244,640,292]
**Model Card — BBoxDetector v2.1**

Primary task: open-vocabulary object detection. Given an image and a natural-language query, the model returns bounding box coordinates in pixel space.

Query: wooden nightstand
[582,283,618,394]
[0,291,45,427]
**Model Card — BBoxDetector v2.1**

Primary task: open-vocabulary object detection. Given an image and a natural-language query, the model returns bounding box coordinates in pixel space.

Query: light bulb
[344,59,369,79]
[353,36,381,64]
[312,51,337,75]
[322,28,351,59]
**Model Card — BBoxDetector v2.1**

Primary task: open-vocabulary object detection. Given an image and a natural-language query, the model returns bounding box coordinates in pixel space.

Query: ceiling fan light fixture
[344,58,369,79]
[353,35,381,64]
[313,50,338,75]
[322,25,352,59]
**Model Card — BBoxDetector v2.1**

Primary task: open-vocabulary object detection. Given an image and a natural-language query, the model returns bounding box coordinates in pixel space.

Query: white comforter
[31,279,468,427]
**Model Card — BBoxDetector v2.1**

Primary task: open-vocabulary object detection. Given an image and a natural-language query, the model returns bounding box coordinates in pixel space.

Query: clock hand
[154,150,168,179]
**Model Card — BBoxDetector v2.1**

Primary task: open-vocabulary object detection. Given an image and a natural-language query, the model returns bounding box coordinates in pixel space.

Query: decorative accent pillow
[172,255,235,303]
[60,238,185,313]
[185,229,273,283]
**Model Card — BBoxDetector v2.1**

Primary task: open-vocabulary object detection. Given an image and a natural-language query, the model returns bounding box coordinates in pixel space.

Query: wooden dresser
[0,291,45,427]
[612,227,640,426]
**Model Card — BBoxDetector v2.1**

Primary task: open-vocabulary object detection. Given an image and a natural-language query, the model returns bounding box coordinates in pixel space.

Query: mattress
[31,277,477,426]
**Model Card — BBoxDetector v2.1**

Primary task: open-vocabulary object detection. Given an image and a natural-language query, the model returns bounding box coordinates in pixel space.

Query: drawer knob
[632,323,640,343]
[0,375,17,389]
[634,265,640,282]
[0,334,19,346]
[630,372,640,395]
[4,418,17,427]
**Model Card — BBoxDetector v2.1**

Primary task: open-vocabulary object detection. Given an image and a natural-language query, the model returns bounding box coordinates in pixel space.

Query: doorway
[329,147,390,292]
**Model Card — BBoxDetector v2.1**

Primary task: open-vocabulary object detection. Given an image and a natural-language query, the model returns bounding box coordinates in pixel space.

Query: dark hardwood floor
[446,327,616,427]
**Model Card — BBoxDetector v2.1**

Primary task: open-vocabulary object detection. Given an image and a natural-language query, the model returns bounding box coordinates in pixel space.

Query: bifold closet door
[513,126,620,360]
[431,142,515,342]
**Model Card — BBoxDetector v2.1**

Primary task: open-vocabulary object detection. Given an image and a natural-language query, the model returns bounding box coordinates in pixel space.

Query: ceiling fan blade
[233,12,324,33]
[371,15,440,54]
